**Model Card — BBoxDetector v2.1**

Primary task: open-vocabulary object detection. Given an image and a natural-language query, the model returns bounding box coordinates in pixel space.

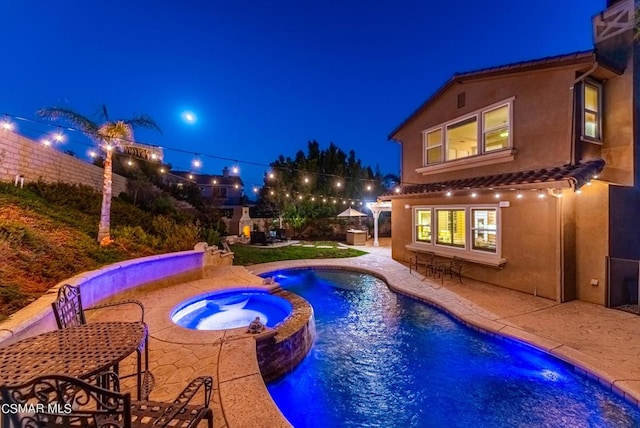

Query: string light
[471,192,477,198]
[42,138,51,147]
[538,190,545,198]
[159,168,165,173]
[446,191,452,197]
[304,177,309,184]
[253,187,259,193]
[3,112,400,197]
[53,129,64,142]
[494,192,501,198]
[516,191,523,199]
[232,165,239,174]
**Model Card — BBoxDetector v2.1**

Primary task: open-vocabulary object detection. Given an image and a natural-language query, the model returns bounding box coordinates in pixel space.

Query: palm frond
[122,114,162,134]
[93,104,112,122]
[36,107,99,141]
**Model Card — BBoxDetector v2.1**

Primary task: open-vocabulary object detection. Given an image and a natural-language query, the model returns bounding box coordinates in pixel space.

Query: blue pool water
[171,289,292,330]
[263,269,640,427]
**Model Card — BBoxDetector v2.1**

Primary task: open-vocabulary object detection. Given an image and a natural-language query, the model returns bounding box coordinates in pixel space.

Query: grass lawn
[230,241,367,265]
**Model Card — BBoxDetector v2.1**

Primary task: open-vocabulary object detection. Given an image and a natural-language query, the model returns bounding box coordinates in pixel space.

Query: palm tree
[37,105,161,245]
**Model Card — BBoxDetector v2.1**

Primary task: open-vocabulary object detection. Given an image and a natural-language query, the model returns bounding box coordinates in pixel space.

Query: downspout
[570,62,599,164]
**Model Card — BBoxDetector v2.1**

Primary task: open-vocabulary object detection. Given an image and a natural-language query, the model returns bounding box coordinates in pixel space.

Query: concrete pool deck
[93,239,640,427]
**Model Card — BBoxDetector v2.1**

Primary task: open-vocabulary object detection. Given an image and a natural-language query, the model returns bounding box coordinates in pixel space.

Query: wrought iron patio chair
[51,284,152,400]
[0,372,213,428]
[52,284,145,329]
[442,256,464,283]
[409,251,436,277]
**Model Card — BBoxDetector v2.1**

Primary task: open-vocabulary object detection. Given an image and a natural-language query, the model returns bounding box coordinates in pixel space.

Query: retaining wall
[0,129,126,195]
[0,246,233,346]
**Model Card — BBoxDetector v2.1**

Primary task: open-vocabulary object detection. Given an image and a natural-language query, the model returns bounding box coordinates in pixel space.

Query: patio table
[0,321,149,398]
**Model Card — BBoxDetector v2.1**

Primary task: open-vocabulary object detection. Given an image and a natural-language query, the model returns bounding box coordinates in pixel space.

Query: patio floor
[91,238,640,427]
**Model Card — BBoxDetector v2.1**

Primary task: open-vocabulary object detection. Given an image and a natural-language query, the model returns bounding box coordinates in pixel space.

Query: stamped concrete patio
[93,238,640,427]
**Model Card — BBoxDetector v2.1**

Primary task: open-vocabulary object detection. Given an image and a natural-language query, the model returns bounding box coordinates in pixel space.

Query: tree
[258,141,387,236]
[37,105,161,245]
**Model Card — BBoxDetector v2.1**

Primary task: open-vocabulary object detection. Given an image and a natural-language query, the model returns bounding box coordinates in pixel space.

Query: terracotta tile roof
[381,159,605,198]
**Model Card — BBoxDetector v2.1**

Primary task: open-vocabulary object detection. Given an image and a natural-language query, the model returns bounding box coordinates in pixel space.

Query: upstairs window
[446,117,478,161]
[422,99,512,167]
[425,129,443,165]
[583,82,602,141]
[483,105,509,152]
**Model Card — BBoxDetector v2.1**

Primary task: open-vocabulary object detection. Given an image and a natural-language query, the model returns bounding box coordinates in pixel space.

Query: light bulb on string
[192,157,202,169]
[1,117,13,131]
[232,165,239,174]
[53,128,64,142]
[42,138,51,147]
[516,190,523,199]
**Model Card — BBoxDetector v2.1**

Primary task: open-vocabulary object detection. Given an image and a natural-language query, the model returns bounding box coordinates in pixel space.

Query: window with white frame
[424,129,442,165]
[413,205,500,256]
[446,117,478,161]
[583,81,602,141]
[471,208,497,253]
[415,209,431,242]
[436,209,466,248]
[422,100,512,166]
[483,105,509,152]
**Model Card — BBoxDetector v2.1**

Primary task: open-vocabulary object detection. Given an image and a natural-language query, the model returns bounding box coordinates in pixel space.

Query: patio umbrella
[337,207,368,218]
[337,207,368,227]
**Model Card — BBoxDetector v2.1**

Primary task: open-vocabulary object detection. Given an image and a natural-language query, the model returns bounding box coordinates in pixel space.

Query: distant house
[383,0,639,307]
[168,167,247,234]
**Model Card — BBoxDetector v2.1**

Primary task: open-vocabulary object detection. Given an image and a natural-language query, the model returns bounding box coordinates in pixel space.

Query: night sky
[1,0,603,189]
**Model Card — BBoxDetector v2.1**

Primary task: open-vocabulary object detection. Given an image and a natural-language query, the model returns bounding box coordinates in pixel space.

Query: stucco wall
[393,65,589,186]
[574,182,609,304]
[0,129,126,195]
[391,192,560,300]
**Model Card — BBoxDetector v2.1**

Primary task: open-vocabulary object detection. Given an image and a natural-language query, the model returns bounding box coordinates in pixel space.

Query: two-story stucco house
[383,0,639,307]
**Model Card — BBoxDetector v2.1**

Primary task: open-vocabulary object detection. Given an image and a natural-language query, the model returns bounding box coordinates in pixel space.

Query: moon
[182,111,197,124]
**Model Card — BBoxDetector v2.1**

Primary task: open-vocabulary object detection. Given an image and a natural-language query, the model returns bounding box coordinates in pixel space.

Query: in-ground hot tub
[171,289,293,330]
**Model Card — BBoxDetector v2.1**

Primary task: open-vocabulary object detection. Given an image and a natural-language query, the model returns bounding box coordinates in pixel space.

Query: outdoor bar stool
[51,284,153,400]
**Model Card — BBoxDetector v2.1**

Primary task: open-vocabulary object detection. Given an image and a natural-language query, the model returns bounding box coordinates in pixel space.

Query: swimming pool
[171,289,292,330]
[264,268,640,427]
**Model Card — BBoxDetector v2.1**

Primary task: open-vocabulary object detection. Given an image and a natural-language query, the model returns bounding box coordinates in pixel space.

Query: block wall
[0,129,126,195]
